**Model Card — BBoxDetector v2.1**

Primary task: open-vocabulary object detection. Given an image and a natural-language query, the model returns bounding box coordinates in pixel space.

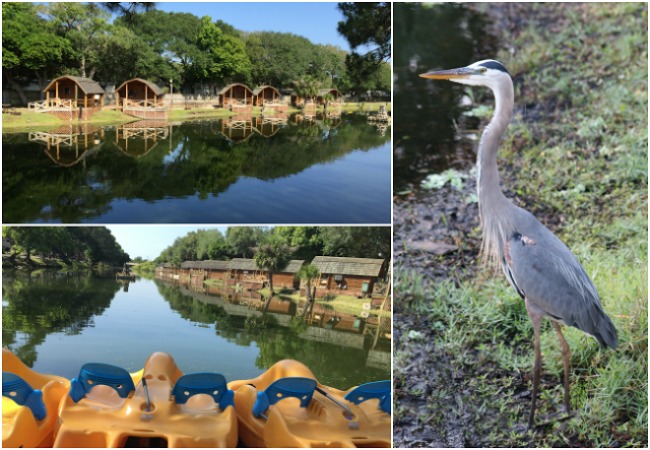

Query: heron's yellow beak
[419,67,474,80]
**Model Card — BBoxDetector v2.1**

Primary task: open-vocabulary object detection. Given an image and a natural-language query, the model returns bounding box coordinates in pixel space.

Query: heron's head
[420,59,511,89]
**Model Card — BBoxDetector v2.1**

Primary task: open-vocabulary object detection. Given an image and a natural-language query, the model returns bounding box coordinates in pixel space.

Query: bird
[420,60,618,429]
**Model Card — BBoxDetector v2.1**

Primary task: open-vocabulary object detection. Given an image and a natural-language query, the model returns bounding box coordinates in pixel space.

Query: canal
[2,270,390,390]
[3,112,391,224]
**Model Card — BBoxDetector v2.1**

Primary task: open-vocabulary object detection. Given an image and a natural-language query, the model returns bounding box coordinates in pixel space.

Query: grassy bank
[257,287,390,318]
[395,3,647,447]
[2,109,138,130]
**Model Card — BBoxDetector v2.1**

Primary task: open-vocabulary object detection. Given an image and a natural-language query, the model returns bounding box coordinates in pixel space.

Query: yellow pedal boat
[54,351,238,448]
[229,359,391,448]
[2,349,69,448]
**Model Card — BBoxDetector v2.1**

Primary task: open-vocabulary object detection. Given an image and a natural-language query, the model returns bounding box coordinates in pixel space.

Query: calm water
[2,270,390,390]
[393,3,498,190]
[2,113,390,224]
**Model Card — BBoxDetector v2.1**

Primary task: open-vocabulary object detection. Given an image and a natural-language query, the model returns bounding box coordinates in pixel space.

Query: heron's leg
[552,321,571,415]
[525,301,543,430]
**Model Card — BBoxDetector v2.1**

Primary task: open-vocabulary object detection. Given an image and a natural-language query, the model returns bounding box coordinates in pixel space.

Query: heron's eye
[480,68,488,73]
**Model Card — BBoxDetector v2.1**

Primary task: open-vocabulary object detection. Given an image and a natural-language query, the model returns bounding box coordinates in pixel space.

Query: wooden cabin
[156,263,180,281]
[218,84,254,111]
[225,258,265,289]
[116,78,167,120]
[316,89,343,106]
[201,260,230,282]
[39,76,105,120]
[309,256,387,298]
[252,85,286,111]
[271,260,304,289]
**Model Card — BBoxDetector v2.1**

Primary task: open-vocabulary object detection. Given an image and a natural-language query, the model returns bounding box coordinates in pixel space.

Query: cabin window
[64,87,70,95]
[334,274,343,281]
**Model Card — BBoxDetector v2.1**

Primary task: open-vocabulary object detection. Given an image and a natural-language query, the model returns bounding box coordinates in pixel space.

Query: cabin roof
[116,78,165,96]
[200,260,230,270]
[317,88,343,97]
[44,76,105,95]
[310,256,385,277]
[218,83,253,95]
[252,85,281,96]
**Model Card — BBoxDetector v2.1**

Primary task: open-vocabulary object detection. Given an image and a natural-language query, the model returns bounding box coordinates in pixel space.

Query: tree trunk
[268,270,274,297]
[81,56,86,78]
[4,71,28,105]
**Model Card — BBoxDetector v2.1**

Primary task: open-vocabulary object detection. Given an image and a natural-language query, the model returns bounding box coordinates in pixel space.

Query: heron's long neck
[477,80,515,261]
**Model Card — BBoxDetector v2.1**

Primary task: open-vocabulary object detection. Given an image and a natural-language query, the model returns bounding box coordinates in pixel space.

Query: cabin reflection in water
[157,277,390,368]
[115,120,172,158]
[220,113,292,142]
[29,124,105,167]
[155,258,391,357]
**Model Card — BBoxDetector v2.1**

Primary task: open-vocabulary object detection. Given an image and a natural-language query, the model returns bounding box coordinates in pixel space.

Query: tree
[253,239,291,298]
[293,76,320,107]
[227,227,267,258]
[319,226,390,259]
[2,2,72,103]
[337,2,391,94]
[298,264,320,318]
[194,16,251,85]
[337,2,390,62]
[47,2,110,79]
[246,32,316,87]
[100,2,156,27]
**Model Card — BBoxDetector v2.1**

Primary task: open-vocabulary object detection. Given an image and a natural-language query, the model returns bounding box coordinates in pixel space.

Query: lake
[393,2,497,191]
[2,112,391,224]
[1,270,390,390]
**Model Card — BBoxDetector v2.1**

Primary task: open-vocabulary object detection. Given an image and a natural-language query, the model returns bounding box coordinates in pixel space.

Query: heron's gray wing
[504,230,618,348]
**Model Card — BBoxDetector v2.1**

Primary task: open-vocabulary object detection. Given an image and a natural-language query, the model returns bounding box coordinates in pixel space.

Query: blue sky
[106,225,228,260]
[156,2,353,51]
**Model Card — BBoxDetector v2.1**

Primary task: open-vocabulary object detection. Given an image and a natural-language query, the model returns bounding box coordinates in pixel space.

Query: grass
[395,3,647,447]
[339,101,391,113]
[256,287,390,318]
[2,108,138,130]
[2,101,384,131]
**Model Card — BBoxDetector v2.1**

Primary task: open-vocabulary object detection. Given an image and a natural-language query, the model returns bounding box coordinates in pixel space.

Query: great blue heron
[420,60,618,428]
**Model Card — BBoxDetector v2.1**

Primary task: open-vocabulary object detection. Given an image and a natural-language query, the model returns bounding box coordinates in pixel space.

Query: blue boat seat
[344,380,391,414]
[171,373,234,410]
[69,363,135,402]
[252,377,317,418]
[2,372,47,420]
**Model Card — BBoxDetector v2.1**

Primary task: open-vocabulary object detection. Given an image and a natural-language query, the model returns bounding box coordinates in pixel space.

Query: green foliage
[3,3,391,103]
[337,2,391,95]
[421,169,467,190]
[4,226,128,266]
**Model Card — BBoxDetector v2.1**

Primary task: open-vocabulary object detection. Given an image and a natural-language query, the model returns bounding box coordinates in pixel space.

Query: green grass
[396,3,647,447]
[256,287,389,318]
[2,108,138,130]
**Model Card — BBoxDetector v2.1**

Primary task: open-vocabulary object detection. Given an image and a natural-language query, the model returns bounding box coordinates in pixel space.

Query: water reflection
[2,270,389,387]
[393,2,498,190]
[3,112,390,224]
[115,120,172,158]
[30,124,105,167]
[2,270,120,367]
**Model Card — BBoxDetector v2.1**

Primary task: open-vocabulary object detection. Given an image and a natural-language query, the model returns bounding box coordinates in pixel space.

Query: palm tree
[293,77,319,108]
[298,264,320,318]
[253,240,291,297]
